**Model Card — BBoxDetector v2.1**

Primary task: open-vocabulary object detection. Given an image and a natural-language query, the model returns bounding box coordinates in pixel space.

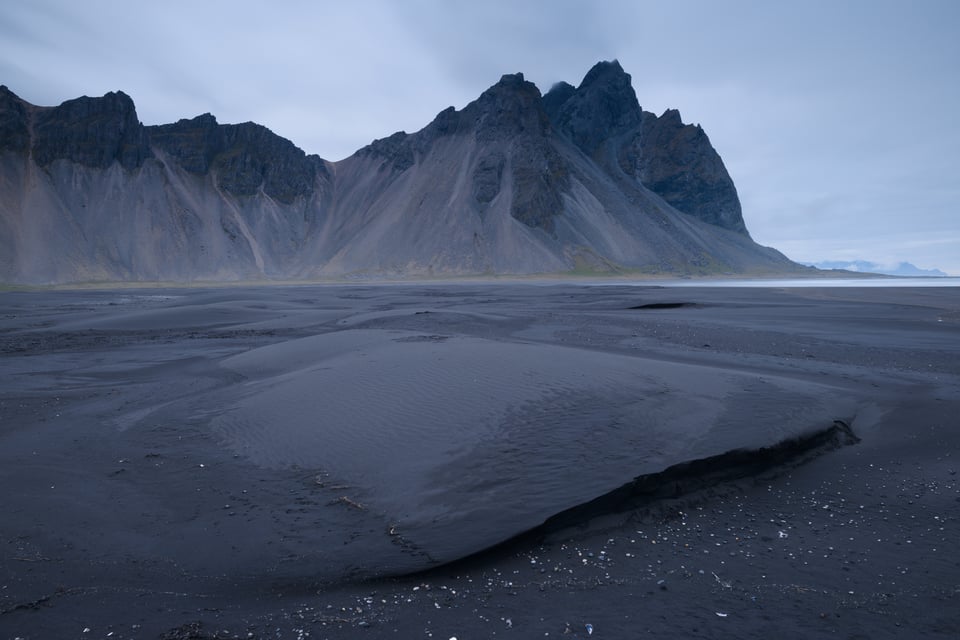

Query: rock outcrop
[465,73,569,232]
[31,90,153,171]
[147,115,326,204]
[544,60,642,158]
[0,86,30,153]
[629,109,747,234]
[0,61,798,284]
[545,60,747,235]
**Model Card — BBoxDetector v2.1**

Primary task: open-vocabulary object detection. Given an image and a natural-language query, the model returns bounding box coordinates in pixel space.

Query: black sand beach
[1,283,958,639]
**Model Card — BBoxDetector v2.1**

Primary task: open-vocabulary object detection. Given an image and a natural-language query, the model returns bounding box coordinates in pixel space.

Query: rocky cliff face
[0,86,30,154]
[465,73,569,232]
[30,90,153,171]
[148,115,327,204]
[545,61,748,236]
[628,109,747,234]
[355,72,568,233]
[0,62,796,284]
[544,60,642,157]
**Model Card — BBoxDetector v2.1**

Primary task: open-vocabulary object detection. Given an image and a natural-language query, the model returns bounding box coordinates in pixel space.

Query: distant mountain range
[0,60,804,284]
[807,260,948,277]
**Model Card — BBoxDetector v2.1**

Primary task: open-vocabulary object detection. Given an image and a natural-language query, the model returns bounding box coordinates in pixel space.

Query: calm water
[661,277,960,288]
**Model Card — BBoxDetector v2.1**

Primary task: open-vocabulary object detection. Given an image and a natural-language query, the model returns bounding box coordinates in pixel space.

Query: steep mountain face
[0,62,797,284]
[30,90,153,171]
[310,73,575,276]
[544,60,747,235]
[0,86,30,154]
[0,88,334,283]
[544,61,642,157]
[147,115,327,204]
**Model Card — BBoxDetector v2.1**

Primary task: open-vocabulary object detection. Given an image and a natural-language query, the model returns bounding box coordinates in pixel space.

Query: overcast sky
[3,0,958,274]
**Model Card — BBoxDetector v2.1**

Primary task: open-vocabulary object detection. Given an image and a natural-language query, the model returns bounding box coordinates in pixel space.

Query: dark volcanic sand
[0,283,957,639]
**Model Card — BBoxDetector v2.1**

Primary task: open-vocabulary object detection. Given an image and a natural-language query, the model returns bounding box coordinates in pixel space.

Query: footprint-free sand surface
[1,283,957,638]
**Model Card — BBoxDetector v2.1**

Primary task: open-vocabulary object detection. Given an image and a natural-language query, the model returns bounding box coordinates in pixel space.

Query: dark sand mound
[209,330,857,570]
[1,283,957,638]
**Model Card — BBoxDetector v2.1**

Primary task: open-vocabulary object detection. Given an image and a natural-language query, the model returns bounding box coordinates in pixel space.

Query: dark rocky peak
[0,85,25,105]
[221,120,299,152]
[540,61,748,236]
[545,60,642,156]
[357,70,566,232]
[148,113,224,173]
[0,85,30,153]
[486,72,535,93]
[31,90,152,170]
[627,108,748,235]
[147,116,321,204]
[357,74,550,172]
[465,72,550,142]
[542,81,576,116]
[578,59,630,90]
[360,130,416,172]
[217,122,320,203]
[356,105,467,173]
[421,105,464,139]
[460,74,568,232]
[658,108,684,127]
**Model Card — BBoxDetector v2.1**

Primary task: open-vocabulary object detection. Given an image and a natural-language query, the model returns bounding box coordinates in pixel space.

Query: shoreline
[1,267,931,292]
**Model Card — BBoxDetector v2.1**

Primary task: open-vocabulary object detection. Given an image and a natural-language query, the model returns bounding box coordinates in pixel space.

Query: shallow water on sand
[4,282,942,582]
[661,277,960,288]
[208,327,856,566]
[2,283,958,638]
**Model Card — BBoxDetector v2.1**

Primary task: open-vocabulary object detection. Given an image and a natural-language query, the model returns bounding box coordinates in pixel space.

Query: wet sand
[0,283,958,639]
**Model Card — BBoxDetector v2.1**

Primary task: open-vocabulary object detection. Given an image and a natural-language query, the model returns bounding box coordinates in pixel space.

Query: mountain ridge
[806,260,948,277]
[0,62,802,284]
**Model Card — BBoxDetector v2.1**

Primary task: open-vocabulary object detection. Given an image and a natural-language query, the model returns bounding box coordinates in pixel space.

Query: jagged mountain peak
[578,59,630,89]
[0,85,30,152]
[182,112,219,126]
[469,71,543,114]
[147,112,322,204]
[467,72,549,142]
[543,81,576,110]
[545,60,642,157]
[55,90,139,118]
[659,108,684,125]
[492,72,530,88]
[355,72,549,170]
[0,61,798,283]
[537,63,747,236]
[629,108,748,235]
[29,88,152,170]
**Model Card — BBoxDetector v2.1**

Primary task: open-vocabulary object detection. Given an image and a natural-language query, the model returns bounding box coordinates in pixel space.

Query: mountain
[0,61,801,284]
[808,260,948,277]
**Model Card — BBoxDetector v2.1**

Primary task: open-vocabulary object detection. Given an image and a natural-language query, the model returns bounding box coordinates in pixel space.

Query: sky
[2,0,958,274]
